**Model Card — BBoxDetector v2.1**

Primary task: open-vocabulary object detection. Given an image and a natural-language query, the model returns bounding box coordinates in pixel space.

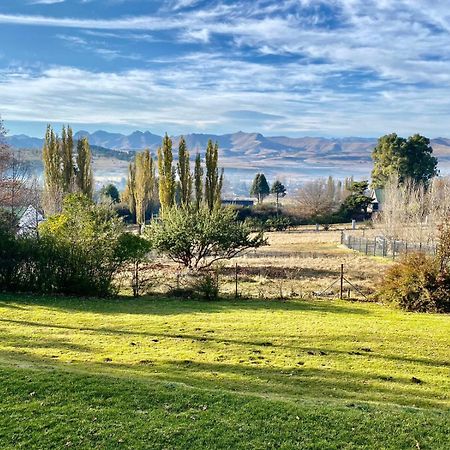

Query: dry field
[132,228,392,300]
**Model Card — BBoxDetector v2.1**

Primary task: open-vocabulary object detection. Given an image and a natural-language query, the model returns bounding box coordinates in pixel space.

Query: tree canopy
[250,173,270,204]
[147,206,266,270]
[371,133,438,188]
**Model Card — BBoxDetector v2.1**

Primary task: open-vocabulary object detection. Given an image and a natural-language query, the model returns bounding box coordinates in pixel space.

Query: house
[16,205,44,236]
[368,188,385,214]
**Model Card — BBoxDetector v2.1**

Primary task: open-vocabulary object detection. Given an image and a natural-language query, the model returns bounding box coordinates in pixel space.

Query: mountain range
[7,131,450,190]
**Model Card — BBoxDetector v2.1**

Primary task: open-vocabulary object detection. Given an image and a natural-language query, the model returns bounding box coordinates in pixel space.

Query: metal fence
[341,231,437,259]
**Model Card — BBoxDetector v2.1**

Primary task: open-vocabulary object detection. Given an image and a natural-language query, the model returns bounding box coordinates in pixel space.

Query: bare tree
[294,179,336,218]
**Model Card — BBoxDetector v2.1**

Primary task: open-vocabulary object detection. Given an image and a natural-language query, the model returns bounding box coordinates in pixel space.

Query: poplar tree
[204,140,223,211]
[177,136,192,207]
[194,153,203,210]
[76,137,93,199]
[42,124,63,214]
[61,125,74,193]
[124,161,137,221]
[134,149,154,226]
[157,133,176,211]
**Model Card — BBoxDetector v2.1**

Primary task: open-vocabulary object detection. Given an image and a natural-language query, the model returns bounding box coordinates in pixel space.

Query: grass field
[0,293,448,449]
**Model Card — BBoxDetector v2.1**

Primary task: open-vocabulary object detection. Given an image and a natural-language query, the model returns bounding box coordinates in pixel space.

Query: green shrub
[377,253,450,313]
[191,271,220,301]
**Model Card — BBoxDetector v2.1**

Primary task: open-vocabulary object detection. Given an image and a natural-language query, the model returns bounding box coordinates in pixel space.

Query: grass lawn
[0,294,448,449]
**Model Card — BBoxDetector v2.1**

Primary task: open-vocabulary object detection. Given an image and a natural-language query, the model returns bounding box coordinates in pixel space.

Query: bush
[377,253,450,313]
[147,206,266,270]
[0,194,150,297]
[191,271,220,301]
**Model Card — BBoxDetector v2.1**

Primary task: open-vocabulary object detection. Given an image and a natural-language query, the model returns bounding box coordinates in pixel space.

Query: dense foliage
[0,194,149,297]
[147,206,266,270]
[250,173,270,203]
[371,133,438,188]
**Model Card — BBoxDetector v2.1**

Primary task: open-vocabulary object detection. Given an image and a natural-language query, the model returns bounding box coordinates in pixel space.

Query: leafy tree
[205,140,223,211]
[250,173,270,204]
[99,183,120,204]
[339,180,372,219]
[194,153,203,210]
[42,125,63,214]
[134,149,154,227]
[61,125,74,193]
[177,136,192,207]
[147,206,266,270]
[157,133,176,211]
[123,161,136,221]
[38,194,149,296]
[371,133,438,188]
[270,180,286,212]
[76,137,93,199]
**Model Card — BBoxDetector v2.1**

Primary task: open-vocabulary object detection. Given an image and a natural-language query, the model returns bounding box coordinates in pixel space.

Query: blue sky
[1,0,450,138]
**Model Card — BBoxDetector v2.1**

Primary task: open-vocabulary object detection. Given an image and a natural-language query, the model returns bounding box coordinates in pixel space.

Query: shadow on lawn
[0,293,370,316]
[0,317,448,369]
[0,348,445,410]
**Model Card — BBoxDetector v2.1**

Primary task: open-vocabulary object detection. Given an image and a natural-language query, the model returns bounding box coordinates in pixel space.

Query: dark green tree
[250,173,270,204]
[371,133,438,188]
[157,133,176,212]
[194,153,203,210]
[339,180,372,219]
[76,137,93,199]
[271,180,286,212]
[100,183,120,204]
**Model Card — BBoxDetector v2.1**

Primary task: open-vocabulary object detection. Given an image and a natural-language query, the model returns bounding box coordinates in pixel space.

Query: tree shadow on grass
[0,317,448,369]
[0,348,445,410]
[0,293,371,316]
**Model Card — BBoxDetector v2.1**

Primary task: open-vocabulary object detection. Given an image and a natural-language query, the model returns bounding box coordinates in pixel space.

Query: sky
[1,0,450,138]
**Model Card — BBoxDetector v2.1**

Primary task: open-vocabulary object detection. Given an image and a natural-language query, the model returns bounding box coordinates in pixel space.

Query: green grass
[0,294,448,449]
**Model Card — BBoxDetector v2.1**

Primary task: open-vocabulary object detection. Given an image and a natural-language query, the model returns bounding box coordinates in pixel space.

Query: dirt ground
[128,228,392,300]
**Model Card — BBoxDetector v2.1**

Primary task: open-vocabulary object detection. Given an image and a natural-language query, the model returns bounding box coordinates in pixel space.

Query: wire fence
[341,231,437,259]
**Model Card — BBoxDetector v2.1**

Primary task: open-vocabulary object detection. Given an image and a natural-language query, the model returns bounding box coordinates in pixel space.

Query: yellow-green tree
[157,133,176,211]
[135,149,154,226]
[177,136,192,207]
[61,125,74,193]
[204,140,223,211]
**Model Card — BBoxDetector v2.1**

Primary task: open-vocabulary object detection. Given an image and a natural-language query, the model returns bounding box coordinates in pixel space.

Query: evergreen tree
[157,133,176,211]
[250,173,270,204]
[42,125,63,214]
[99,183,120,204]
[271,180,286,212]
[76,137,93,199]
[205,140,223,211]
[371,133,438,188]
[61,125,74,193]
[194,153,203,210]
[124,161,136,222]
[134,149,154,227]
[177,136,192,207]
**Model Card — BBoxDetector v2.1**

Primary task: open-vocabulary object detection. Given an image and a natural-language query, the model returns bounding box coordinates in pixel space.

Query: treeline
[121,135,223,226]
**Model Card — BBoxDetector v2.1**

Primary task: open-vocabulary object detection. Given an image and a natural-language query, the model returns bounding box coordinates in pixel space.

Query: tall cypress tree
[204,140,223,211]
[194,153,203,210]
[250,173,270,204]
[61,125,74,193]
[42,124,63,214]
[134,149,154,226]
[76,137,93,199]
[177,136,192,207]
[124,161,137,222]
[157,133,176,211]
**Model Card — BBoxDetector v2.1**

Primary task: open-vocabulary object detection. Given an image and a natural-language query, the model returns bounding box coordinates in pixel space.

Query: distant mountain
[6,130,450,188]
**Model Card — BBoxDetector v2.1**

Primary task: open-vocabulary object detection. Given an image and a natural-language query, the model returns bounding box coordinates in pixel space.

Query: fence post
[341,231,344,245]
[365,239,368,255]
[235,263,239,298]
[373,238,376,256]
[392,240,396,260]
[382,238,386,257]
[340,264,344,300]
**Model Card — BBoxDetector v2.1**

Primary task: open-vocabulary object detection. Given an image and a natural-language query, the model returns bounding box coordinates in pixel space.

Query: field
[0,231,449,449]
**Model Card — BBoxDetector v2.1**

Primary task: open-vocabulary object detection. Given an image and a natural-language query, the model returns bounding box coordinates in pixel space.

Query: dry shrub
[377,253,450,313]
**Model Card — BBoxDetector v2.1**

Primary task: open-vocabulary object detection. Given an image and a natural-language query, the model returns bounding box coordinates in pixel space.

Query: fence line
[341,231,437,259]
